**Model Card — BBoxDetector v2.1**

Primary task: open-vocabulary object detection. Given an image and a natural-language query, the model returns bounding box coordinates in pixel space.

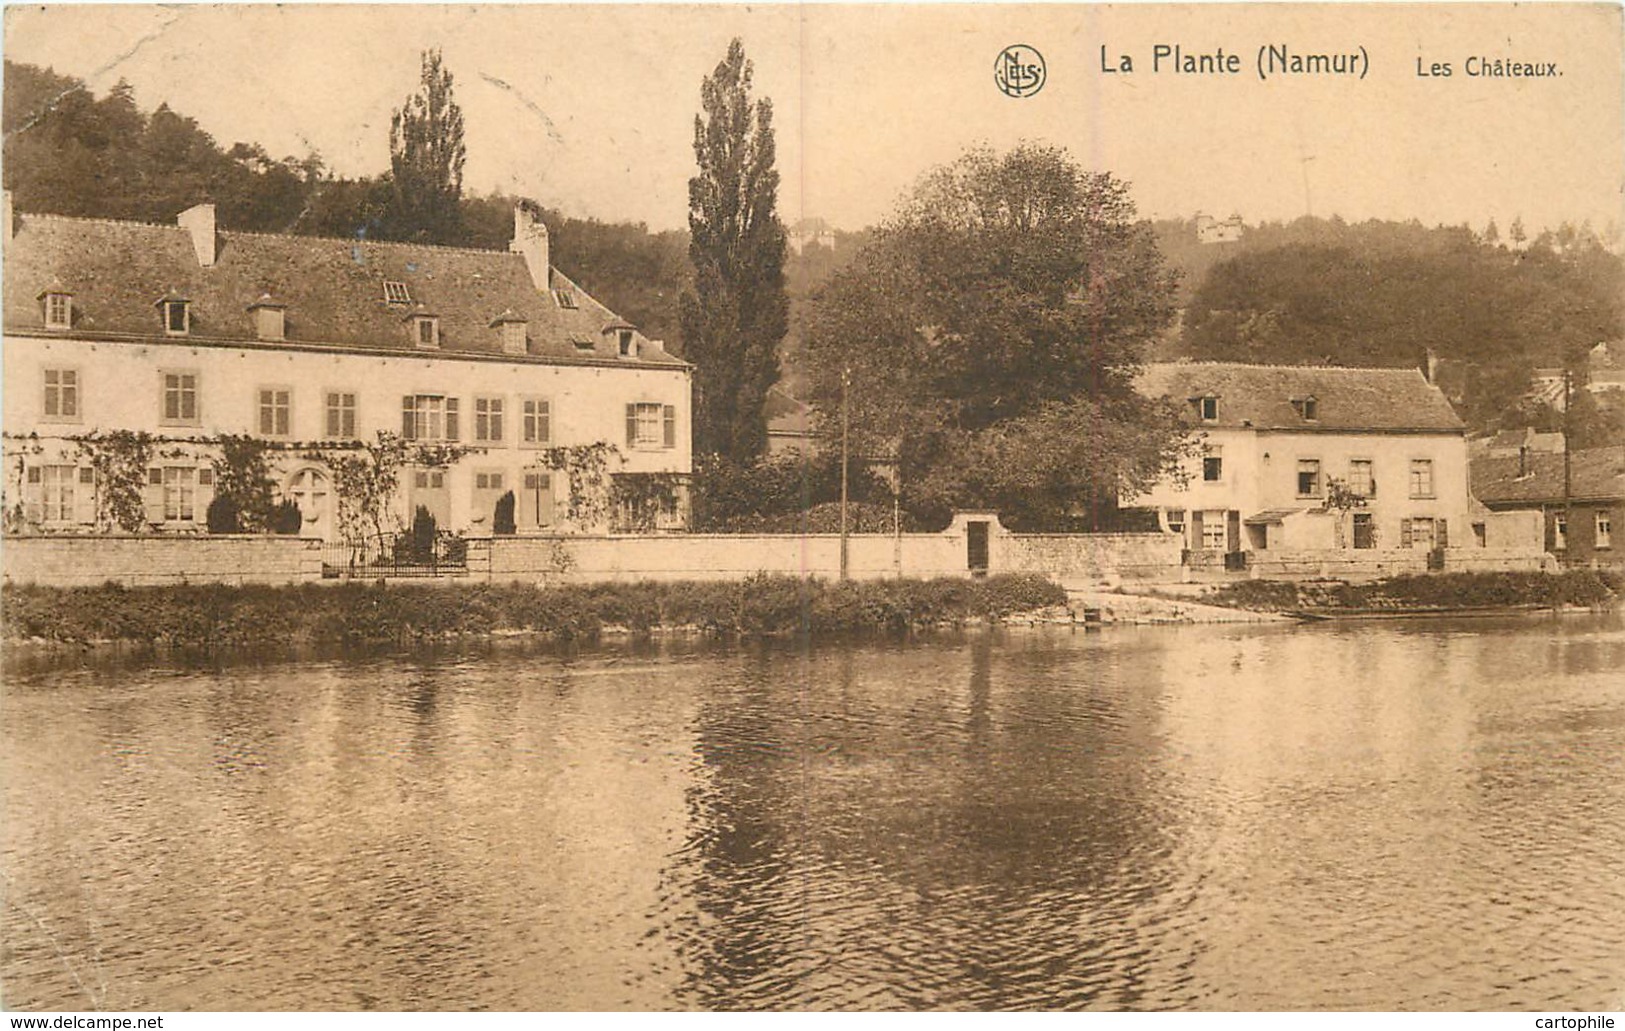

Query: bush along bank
[0,574,1068,649]
[1198,570,1622,614]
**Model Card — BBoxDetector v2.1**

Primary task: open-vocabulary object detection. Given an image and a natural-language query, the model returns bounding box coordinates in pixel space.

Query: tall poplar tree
[387,48,466,243]
[681,39,789,462]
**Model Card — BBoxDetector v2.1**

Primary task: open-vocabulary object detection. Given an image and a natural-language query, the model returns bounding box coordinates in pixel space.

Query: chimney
[177,203,216,267]
[510,203,550,291]
[1421,347,1439,384]
[2,190,13,239]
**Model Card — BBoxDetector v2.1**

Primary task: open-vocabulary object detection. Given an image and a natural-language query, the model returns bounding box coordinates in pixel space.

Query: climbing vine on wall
[539,442,620,531]
[609,472,685,532]
[312,432,473,546]
[71,430,156,532]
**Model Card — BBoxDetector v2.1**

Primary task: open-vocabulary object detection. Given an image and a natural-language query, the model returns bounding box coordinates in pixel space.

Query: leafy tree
[680,39,790,462]
[386,48,466,243]
[804,143,1187,530]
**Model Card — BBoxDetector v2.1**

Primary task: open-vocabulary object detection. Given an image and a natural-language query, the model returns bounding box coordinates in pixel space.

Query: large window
[521,397,551,447]
[151,466,197,522]
[1598,510,1614,550]
[1347,459,1374,497]
[43,368,79,421]
[1202,447,1222,483]
[258,388,291,437]
[161,371,200,425]
[1296,459,1322,498]
[401,395,460,442]
[325,392,357,439]
[26,465,85,524]
[1409,459,1435,499]
[626,402,676,449]
[1200,509,1227,551]
[475,396,505,443]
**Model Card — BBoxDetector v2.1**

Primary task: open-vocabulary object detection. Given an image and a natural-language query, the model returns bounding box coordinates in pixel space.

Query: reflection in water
[3,617,1623,1010]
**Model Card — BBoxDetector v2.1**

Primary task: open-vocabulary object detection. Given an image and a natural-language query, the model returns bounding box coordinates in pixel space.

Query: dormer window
[248,296,286,342]
[1197,395,1218,421]
[383,280,412,305]
[413,315,440,349]
[603,319,638,359]
[1291,396,1319,421]
[552,289,578,309]
[42,291,73,330]
[156,297,190,336]
[489,311,528,355]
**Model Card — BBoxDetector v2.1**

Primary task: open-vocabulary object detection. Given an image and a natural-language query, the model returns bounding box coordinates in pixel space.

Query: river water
[2,614,1622,1011]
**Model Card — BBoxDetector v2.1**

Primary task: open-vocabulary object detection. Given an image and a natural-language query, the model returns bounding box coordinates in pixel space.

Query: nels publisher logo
[995,44,1046,97]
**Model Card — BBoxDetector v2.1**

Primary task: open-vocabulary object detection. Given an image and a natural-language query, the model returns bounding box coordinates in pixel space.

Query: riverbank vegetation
[0,574,1067,649]
[1198,570,1621,613]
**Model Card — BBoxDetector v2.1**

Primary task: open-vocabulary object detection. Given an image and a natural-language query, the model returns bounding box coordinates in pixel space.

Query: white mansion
[1,195,692,541]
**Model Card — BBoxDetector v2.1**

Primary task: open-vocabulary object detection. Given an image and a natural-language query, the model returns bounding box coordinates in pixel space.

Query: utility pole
[840,367,850,581]
[1563,366,1573,566]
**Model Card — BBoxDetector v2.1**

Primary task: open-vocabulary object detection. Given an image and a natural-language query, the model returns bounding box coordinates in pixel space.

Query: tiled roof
[1136,361,1464,433]
[1471,447,1625,505]
[764,385,813,436]
[3,211,685,368]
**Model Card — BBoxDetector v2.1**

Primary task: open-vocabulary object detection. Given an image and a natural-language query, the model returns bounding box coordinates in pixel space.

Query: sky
[3,3,1621,237]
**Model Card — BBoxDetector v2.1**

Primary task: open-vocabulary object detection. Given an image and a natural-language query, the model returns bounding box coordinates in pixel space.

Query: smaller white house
[1127,362,1486,564]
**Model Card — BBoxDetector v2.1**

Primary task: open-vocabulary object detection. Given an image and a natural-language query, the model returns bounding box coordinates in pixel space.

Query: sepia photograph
[1,1,1622,1014]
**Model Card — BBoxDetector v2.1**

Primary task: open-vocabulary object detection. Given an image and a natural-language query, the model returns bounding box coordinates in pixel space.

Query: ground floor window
[1553,512,1568,551]
[1200,509,1227,551]
[1402,517,1447,550]
[150,466,197,522]
[25,465,90,525]
[1596,510,1613,550]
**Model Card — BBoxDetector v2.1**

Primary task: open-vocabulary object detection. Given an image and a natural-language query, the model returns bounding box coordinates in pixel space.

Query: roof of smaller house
[1472,447,1625,505]
[1473,427,1566,456]
[764,386,814,437]
[1244,507,1311,525]
[1136,361,1464,433]
[3,210,686,368]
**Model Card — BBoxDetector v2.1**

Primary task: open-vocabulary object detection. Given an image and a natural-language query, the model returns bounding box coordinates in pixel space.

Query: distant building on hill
[788,218,837,255]
[1194,212,1244,244]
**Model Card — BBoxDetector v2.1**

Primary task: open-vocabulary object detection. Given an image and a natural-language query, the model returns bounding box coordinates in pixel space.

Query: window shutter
[196,469,214,523]
[75,469,95,525]
[23,467,41,524]
[626,404,637,447]
[1400,519,1413,548]
[663,405,677,448]
[446,398,460,441]
[144,470,166,525]
[402,396,415,439]
[1437,519,1448,549]
[1190,510,1205,550]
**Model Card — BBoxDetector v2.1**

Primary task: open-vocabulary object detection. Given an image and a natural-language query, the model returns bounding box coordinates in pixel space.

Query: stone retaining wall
[2,535,322,586]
